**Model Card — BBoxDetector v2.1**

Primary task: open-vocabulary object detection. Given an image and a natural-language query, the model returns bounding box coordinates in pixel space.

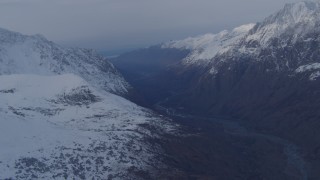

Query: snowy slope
[0,74,175,179]
[0,28,129,95]
[245,1,320,48]
[162,24,255,66]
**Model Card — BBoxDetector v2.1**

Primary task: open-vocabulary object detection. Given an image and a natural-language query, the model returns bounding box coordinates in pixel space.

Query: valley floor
[155,106,312,180]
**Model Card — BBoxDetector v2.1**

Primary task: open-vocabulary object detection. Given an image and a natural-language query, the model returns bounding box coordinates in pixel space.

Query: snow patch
[295,63,320,73]
[310,71,320,80]
[209,67,218,75]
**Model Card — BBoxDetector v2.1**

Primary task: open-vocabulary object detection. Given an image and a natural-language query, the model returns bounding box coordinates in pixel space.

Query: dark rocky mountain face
[112,1,320,178]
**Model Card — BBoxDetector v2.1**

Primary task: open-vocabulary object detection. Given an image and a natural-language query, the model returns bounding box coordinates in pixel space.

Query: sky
[0,0,302,54]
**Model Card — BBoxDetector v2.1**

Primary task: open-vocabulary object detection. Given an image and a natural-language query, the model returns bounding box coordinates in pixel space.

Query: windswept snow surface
[0,74,176,179]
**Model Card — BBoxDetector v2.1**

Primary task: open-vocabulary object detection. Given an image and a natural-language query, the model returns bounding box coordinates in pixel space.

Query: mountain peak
[272,1,320,24]
[245,1,320,47]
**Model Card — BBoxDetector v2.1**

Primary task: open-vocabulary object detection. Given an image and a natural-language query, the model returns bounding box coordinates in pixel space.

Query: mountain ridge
[0,27,130,95]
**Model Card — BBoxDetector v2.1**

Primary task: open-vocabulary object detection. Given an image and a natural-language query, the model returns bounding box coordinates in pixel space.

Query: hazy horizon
[0,0,301,54]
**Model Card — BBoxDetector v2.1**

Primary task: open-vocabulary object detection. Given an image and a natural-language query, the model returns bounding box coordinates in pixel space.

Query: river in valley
[155,105,309,180]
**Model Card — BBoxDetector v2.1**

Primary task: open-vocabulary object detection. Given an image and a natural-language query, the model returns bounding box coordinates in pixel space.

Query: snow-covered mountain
[232,0,320,80]
[245,1,320,48]
[190,1,320,78]
[157,1,320,79]
[0,28,129,95]
[0,28,178,179]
